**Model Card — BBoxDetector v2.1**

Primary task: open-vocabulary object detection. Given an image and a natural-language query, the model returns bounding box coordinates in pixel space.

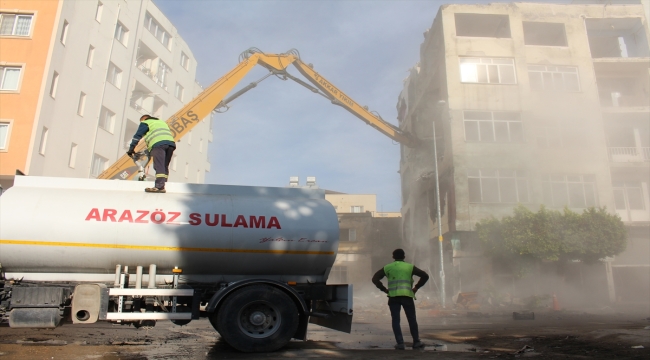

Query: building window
[86,45,95,68]
[455,13,511,38]
[107,62,122,88]
[68,143,78,168]
[0,13,33,36]
[0,122,10,150]
[114,21,128,46]
[468,169,529,203]
[460,58,516,84]
[171,155,177,171]
[199,138,203,153]
[77,92,86,116]
[536,125,587,148]
[184,162,189,178]
[350,206,364,213]
[463,111,523,142]
[613,182,645,211]
[329,266,348,284]
[144,12,171,49]
[523,22,567,47]
[95,2,103,22]
[174,82,184,100]
[188,130,192,145]
[50,72,59,98]
[528,65,580,92]
[0,66,21,91]
[99,106,115,132]
[542,174,597,208]
[38,127,48,155]
[91,154,108,177]
[60,20,69,45]
[196,169,201,182]
[180,52,189,70]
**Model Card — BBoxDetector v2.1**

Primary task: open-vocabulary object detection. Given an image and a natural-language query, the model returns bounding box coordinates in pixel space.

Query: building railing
[608,147,650,162]
[129,100,152,116]
[137,64,168,91]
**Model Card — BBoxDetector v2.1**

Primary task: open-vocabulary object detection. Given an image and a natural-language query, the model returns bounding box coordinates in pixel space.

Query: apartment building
[398,2,649,305]
[0,0,211,191]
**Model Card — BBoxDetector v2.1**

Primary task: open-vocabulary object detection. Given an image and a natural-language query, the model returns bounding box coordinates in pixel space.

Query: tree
[476,205,627,276]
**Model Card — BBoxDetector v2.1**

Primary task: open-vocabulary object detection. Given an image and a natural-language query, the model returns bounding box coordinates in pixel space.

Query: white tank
[0,176,339,283]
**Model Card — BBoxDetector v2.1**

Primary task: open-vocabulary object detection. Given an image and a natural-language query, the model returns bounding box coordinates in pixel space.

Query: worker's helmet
[392,249,405,260]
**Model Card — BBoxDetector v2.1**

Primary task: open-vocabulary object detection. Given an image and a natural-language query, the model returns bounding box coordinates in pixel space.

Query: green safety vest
[384,261,415,298]
[143,119,174,151]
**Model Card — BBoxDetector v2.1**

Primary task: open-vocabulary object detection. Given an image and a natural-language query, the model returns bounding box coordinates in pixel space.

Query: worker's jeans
[151,144,175,189]
[388,296,419,344]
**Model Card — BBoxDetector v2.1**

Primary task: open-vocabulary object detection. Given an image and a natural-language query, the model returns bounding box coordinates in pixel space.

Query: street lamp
[434,100,446,308]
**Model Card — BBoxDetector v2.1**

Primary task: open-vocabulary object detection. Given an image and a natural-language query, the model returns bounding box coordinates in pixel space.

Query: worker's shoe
[394,343,405,350]
[412,340,425,349]
[145,187,166,193]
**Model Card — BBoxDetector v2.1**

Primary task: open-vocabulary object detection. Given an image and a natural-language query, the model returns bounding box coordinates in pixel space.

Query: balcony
[586,18,649,59]
[609,147,650,163]
[137,63,168,91]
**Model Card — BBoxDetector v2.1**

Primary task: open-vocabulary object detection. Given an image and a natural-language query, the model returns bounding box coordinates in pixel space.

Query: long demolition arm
[98,49,416,180]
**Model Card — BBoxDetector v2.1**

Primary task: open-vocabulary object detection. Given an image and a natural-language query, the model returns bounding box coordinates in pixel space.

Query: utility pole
[433,101,446,308]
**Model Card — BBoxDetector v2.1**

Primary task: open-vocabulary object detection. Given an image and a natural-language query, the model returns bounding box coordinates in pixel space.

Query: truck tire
[216,284,298,352]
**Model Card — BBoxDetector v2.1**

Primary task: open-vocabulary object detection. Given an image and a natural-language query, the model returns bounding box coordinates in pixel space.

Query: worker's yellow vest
[384,261,414,298]
[143,119,174,151]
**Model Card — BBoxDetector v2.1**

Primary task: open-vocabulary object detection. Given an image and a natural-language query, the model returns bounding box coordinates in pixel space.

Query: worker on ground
[127,114,176,193]
[372,248,429,350]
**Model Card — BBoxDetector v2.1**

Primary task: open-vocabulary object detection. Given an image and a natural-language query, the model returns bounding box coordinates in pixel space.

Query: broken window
[460,58,516,84]
[586,18,649,58]
[542,174,597,208]
[523,22,567,46]
[464,111,523,143]
[455,13,511,38]
[467,169,529,203]
[528,65,580,92]
[613,183,645,211]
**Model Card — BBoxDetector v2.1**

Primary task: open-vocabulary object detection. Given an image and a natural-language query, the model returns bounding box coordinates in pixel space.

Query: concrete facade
[0,0,211,190]
[398,2,649,306]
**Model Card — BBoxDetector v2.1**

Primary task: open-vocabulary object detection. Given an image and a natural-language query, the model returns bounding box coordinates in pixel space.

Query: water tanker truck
[0,176,352,352]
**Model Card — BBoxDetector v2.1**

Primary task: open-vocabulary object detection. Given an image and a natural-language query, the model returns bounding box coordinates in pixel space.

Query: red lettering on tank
[166,211,181,225]
[103,209,117,222]
[221,214,233,227]
[85,208,101,221]
[249,216,265,228]
[205,214,219,227]
[267,216,281,229]
[189,213,201,226]
[118,210,134,223]
[135,210,150,223]
[150,210,166,224]
[234,215,248,228]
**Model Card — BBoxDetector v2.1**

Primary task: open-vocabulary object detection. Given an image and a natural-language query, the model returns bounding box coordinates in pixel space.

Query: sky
[153,0,571,212]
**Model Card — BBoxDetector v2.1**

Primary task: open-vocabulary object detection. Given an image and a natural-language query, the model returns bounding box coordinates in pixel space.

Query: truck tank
[0,176,339,283]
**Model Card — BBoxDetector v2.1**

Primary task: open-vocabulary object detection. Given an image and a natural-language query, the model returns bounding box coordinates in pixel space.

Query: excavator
[98,48,418,181]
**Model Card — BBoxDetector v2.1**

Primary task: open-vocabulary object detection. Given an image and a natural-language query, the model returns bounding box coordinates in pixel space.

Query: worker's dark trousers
[151,144,175,189]
[388,296,419,344]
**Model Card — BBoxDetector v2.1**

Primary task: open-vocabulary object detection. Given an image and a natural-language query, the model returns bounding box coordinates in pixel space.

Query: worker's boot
[412,340,425,349]
[394,343,405,350]
[145,187,166,193]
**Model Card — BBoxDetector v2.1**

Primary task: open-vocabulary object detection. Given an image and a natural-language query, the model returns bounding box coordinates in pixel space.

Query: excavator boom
[98,49,416,180]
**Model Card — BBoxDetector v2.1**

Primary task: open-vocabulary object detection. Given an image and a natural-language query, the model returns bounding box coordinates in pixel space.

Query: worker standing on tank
[127,114,176,193]
[372,248,429,350]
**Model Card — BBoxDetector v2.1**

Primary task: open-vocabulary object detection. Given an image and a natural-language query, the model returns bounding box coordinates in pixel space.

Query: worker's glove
[126,149,135,157]
[412,287,419,294]
[382,289,389,294]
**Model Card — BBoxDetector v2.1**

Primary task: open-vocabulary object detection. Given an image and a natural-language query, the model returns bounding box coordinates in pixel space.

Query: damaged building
[398,2,649,307]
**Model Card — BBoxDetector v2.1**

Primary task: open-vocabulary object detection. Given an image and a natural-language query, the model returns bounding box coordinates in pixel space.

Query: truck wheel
[216,285,298,352]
